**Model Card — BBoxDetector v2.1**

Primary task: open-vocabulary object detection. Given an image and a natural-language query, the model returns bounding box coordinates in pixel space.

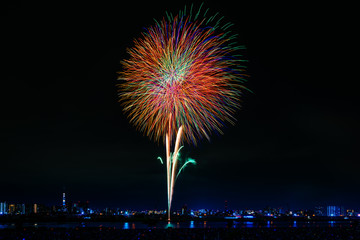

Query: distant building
[0,202,7,215]
[346,209,355,217]
[8,204,26,215]
[181,204,188,215]
[8,204,16,214]
[34,203,38,214]
[315,206,325,216]
[18,204,26,215]
[327,206,345,216]
[62,193,67,212]
[278,208,285,215]
[70,201,90,215]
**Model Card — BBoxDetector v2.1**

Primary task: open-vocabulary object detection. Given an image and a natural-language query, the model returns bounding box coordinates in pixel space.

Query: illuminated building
[34,203,38,214]
[346,209,355,216]
[326,206,345,216]
[9,204,15,214]
[0,202,7,215]
[327,206,337,216]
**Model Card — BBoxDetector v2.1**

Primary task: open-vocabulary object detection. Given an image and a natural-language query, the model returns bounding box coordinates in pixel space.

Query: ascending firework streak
[118,3,247,221]
[157,114,197,221]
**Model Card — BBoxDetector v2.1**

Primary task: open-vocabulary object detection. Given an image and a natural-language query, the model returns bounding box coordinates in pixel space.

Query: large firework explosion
[118,4,247,221]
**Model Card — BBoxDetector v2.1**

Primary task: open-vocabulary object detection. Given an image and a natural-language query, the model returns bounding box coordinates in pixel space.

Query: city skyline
[1,192,359,214]
[1,197,359,218]
[2,1,357,211]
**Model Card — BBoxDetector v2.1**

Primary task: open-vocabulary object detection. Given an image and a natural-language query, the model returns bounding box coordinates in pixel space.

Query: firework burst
[118,4,247,221]
[119,4,247,145]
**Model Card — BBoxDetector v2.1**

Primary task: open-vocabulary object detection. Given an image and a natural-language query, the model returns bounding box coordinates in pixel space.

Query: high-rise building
[327,206,344,216]
[327,206,337,216]
[8,204,16,214]
[0,202,7,215]
[34,203,38,214]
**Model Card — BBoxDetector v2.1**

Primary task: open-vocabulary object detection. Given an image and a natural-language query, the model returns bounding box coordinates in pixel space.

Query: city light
[123,222,130,230]
[1,196,359,221]
[189,221,194,229]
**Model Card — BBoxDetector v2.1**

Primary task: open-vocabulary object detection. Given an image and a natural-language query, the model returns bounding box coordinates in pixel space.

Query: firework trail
[118,3,247,221]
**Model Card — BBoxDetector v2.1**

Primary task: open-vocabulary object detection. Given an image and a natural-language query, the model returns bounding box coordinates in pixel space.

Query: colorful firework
[118,4,247,221]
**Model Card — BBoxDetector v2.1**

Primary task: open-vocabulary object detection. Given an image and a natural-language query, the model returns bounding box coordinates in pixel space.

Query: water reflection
[0,224,11,229]
[189,221,194,228]
[0,220,352,230]
[244,222,253,228]
[123,222,130,230]
[165,222,174,229]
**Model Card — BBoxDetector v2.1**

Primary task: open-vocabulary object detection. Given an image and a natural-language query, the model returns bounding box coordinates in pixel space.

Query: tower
[63,193,66,207]
[62,192,67,212]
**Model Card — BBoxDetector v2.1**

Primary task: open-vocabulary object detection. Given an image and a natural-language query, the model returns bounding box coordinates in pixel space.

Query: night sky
[2,1,357,211]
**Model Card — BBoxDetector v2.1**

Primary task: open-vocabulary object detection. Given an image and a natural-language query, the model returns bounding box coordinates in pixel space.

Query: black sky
[2,1,358,210]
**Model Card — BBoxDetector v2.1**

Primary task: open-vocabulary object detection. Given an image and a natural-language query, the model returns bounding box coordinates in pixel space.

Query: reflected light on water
[190,221,194,229]
[123,222,130,230]
[0,224,10,229]
[244,222,253,228]
[165,222,174,229]
[0,220,352,230]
